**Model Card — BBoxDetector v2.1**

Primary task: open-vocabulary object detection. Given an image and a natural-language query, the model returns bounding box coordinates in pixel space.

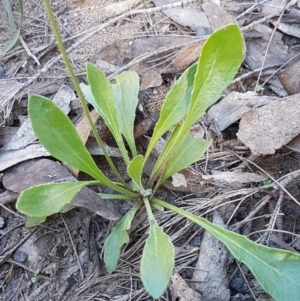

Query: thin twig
[60,213,84,280]
[254,0,290,90]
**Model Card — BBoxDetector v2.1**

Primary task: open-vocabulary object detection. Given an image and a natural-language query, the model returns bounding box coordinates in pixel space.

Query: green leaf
[25,216,47,228]
[16,181,97,224]
[160,125,212,184]
[141,221,175,299]
[85,63,129,163]
[127,155,146,194]
[112,71,139,157]
[185,24,244,129]
[153,198,300,301]
[104,204,140,273]
[149,24,244,183]
[145,64,197,162]
[29,95,111,186]
[1,0,23,54]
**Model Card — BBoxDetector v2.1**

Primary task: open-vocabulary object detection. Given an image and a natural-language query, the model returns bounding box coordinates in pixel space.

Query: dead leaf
[153,0,211,34]
[104,0,141,17]
[286,134,300,153]
[5,85,74,150]
[278,60,300,95]
[3,159,119,220]
[237,93,300,155]
[140,69,162,91]
[245,24,297,70]
[170,272,203,301]
[192,211,230,301]
[203,2,237,30]
[205,91,277,135]
[69,110,99,177]
[202,171,265,188]
[0,80,24,126]
[171,172,187,188]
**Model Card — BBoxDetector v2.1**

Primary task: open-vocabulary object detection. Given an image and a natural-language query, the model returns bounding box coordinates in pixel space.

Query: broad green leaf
[149,24,244,183]
[112,71,139,157]
[141,221,175,299]
[29,95,111,186]
[145,64,197,162]
[127,155,146,194]
[85,63,129,163]
[160,125,212,184]
[17,181,97,222]
[153,198,300,301]
[104,204,140,273]
[25,216,47,228]
[185,24,244,130]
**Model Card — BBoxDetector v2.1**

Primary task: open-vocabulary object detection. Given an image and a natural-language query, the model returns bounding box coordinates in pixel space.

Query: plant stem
[144,197,155,223]
[42,0,128,187]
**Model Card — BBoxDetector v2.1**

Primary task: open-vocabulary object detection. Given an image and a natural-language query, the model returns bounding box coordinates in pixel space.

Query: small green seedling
[31,269,41,284]
[15,1,300,299]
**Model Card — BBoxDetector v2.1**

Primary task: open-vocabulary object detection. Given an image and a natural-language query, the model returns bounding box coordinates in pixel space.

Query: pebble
[0,216,6,230]
[13,250,28,263]
[0,68,6,79]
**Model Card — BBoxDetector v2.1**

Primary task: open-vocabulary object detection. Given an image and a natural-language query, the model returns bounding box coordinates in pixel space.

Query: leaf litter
[1,0,300,300]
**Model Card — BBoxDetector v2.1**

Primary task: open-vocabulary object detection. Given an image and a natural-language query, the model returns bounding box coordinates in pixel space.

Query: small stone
[0,69,6,79]
[13,250,28,263]
[0,216,6,230]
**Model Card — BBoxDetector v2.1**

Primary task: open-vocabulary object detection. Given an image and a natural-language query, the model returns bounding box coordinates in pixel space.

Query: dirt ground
[1,0,300,300]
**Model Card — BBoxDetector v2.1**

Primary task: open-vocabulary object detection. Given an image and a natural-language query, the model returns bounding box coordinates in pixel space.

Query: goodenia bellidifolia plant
[16,1,300,299]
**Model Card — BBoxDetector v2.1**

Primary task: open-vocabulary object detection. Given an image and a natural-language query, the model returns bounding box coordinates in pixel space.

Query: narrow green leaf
[160,125,212,184]
[141,221,175,299]
[145,64,197,162]
[153,198,300,301]
[29,95,112,185]
[85,63,129,163]
[127,155,145,194]
[16,181,97,221]
[104,204,140,273]
[112,71,139,157]
[1,0,23,54]
[149,24,244,183]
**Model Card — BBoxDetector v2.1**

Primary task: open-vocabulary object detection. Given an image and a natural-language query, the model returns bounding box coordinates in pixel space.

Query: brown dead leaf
[140,69,162,91]
[153,0,211,34]
[202,171,265,188]
[104,0,141,17]
[237,93,300,155]
[278,60,300,95]
[3,159,119,220]
[192,212,230,301]
[70,110,99,177]
[203,2,237,30]
[170,272,203,301]
[205,91,277,135]
[171,172,187,188]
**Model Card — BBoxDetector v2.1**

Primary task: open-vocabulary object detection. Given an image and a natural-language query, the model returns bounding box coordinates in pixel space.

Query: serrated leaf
[149,24,244,183]
[127,155,145,193]
[141,221,175,299]
[153,198,300,301]
[145,64,197,162]
[160,125,212,184]
[112,71,139,157]
[85,63,129,163]
[16,181,97,223]
[29,95,111,186]
[104,204,140,273]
